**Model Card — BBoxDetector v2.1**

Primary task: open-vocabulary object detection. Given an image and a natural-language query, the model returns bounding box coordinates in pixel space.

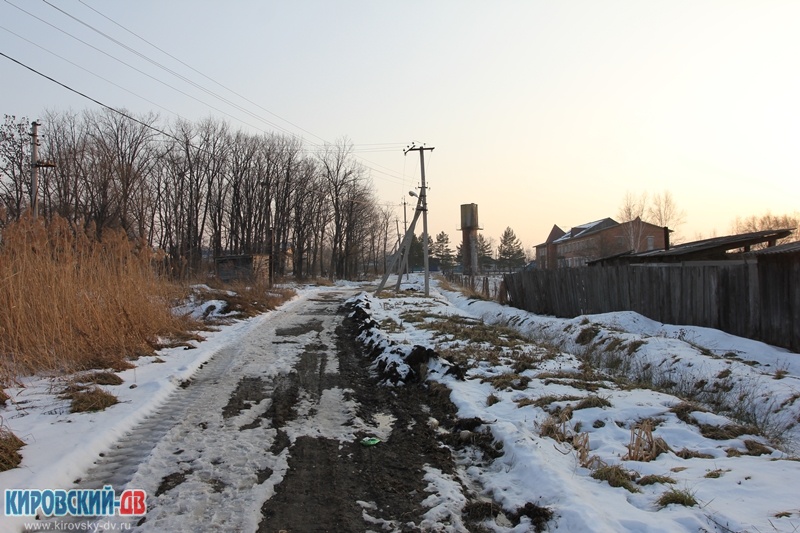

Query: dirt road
[68,287,471,532]
[258,291,459,532]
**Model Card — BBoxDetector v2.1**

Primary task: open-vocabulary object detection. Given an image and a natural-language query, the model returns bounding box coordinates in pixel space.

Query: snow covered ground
[348,275,800,532]
[0,276,798,532]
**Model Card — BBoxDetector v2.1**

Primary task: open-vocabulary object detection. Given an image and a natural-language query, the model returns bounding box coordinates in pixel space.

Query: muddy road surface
[67,287,475,532]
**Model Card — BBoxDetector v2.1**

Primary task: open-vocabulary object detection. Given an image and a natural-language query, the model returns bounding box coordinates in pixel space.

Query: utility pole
[29,121,55,219]
[402,197,409,280]
[30,121,40,219]
[404,143,434,296]
[374,191,423,295]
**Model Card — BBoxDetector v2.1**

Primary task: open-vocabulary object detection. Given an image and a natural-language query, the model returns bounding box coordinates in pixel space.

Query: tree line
[409,226,528,274]
[0,110,395,280]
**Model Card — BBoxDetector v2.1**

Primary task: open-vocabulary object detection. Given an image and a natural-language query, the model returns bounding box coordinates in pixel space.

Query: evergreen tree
[496,227,526,272]
[409,233,434,270]
[409,234,423,269]
[476,234,494,273]
[431,231,455,272]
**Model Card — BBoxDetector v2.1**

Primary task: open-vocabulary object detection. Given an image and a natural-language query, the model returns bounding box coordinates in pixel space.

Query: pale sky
[2,1,798,254]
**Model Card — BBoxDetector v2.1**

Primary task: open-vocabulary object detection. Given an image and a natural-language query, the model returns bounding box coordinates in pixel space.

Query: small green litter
[360,437,381,446]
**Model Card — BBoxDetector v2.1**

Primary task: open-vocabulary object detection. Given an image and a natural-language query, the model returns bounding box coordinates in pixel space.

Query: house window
[646,235,655,251]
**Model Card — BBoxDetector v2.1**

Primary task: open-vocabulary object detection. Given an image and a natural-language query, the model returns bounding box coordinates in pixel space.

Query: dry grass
[65,386,119,413]
[674,448,714,460]
[704,468,728,478]
[0,422,24,472]
[591,464,640,493]
[518,394,582,411]
[412,314,527,347]
[638,474,675,486]
[539,411,572,442]
[482,372,531,391]
[0,216,195,382]
[574,395,612,411]
[576,325,601,345]
[624,420,671,461]
[657,487,697,508]
[197,280,296,320]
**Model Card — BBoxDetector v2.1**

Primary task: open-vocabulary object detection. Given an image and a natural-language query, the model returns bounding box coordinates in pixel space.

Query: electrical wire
[0,50,184,144]
[3,0,415,188]
[4,0,297,139]
[0,25,188,122]
[64,0,412,184]
[75,0,329,148]
[41,0,314,143]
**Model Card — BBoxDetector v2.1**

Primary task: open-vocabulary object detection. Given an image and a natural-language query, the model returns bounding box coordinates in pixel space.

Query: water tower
[460,204,480,276]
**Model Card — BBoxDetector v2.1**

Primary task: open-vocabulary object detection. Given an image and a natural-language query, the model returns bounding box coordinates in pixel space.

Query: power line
[0,50,413,194]
[0,50,182,143]
[65,0,410,184]
[75,0,329,147]
[4,0,290,138]
[40,0,312,142]
[0,25,187,121]
[4,0,411,186]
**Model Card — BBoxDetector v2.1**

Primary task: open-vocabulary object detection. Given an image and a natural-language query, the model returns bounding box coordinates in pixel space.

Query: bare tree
[647,190,686,242]
[290,159,325,279]
[317,138,371,280]
[617,191,648,251]
[84,108,160,238]
[732,211,800,244]
[0,115,31,222]
[2,105,400,282]
[40,110,89,225]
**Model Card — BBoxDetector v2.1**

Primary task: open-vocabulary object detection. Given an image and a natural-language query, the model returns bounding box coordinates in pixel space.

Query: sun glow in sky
[2,1,798,253]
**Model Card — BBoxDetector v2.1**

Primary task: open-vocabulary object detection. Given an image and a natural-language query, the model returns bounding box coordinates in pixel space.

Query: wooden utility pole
[405,144,434,296]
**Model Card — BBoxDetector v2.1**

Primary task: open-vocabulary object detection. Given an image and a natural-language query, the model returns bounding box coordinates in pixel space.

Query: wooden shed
[214,254,271,284]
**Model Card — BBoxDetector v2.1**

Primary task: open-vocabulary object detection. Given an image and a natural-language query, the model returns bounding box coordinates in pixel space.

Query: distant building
[535,217,666,269]
[214,254,270,283]
[588,228,793,266]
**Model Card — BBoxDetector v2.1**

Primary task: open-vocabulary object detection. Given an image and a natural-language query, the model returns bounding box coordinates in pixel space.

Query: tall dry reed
[0,216,190,383]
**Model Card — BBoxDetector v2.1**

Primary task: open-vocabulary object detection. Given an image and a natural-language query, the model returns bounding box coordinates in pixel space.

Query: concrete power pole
[29,121,55,219]
[30,121,40,219]
[404,144,434,296]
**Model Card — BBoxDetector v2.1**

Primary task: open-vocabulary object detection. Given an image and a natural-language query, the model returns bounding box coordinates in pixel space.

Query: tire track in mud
[72,343,240,492]
[48,289,360,532]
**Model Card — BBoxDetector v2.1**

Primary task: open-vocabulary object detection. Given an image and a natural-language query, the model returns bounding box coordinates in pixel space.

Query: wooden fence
[445,274,506,302]
[503,261,799,352]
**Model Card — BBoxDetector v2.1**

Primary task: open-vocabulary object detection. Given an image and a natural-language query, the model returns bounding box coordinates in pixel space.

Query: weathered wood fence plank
[503,261,798,352]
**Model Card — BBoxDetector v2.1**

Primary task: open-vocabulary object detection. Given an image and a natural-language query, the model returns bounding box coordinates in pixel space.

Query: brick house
[535,217,666,269]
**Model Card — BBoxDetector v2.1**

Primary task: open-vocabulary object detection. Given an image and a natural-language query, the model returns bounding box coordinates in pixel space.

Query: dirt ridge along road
[258,291,462,532]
